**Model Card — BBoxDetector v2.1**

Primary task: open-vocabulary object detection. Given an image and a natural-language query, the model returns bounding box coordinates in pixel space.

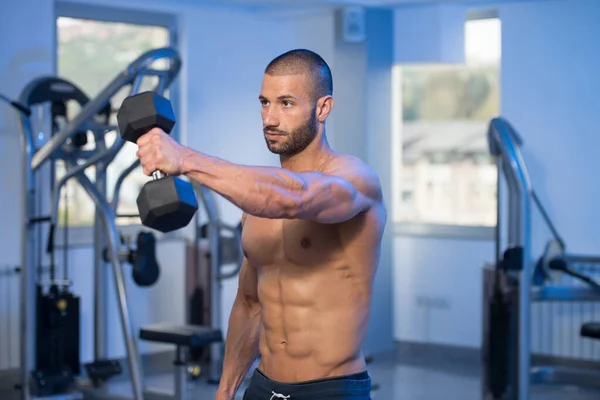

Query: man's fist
[135,127,187,176]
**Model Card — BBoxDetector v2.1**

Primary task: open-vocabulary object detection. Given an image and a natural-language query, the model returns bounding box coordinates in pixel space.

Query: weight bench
[139,323,223,399]
[581,322,600,340]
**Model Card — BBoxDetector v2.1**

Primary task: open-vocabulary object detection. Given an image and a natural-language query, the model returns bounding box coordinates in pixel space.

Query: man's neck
[280,134,333,172]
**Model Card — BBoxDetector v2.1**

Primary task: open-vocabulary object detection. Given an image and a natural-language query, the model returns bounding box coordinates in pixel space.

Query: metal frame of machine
[484,117,600,400]
[16,47,241,400]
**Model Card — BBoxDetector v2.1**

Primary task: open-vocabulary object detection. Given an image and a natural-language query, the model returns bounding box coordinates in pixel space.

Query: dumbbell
[117,91,198,233]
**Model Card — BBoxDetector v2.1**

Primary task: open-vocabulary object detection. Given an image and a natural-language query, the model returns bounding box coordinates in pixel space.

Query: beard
[263,112,318,156]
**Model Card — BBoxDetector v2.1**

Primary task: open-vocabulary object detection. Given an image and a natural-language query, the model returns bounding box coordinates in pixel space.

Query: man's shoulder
[322,154,383,202]
[321,153,375,175]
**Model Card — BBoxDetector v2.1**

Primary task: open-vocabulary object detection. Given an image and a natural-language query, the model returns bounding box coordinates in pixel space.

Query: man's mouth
[265,130,286,136]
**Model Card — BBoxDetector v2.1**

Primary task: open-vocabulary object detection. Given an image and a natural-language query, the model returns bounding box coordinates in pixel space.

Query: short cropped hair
[265,49,333,100]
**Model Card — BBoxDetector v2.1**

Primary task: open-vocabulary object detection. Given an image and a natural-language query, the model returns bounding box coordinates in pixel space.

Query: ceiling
[173,0,537,15]
[197,0,510,8]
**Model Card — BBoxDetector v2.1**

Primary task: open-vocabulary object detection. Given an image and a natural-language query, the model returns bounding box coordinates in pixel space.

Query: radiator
[0,265,19,371]
[531,260,600,361]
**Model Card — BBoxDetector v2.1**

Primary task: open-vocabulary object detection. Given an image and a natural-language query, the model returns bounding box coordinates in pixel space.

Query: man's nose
[262,108,279,127]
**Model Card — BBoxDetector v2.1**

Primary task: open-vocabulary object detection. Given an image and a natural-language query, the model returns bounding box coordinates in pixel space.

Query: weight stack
[34,285,80,395]
[481,265,511,400]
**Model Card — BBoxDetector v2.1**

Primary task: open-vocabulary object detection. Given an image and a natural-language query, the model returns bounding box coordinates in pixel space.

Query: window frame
[394,222,494,241]
[392,12,499,241]
[52,1,181,246]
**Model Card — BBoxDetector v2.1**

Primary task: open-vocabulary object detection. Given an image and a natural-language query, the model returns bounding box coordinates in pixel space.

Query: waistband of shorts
[247,368,372,399]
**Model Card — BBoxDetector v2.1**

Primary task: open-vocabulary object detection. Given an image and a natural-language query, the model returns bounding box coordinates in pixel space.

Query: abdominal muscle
[255,261,371,383]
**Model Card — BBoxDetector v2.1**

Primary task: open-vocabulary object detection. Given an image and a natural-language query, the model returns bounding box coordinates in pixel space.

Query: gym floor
[100,349,600,400]
[4,346,598,400]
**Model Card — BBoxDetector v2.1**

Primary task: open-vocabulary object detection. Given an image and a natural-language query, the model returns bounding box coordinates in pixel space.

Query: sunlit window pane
[395,18,501,227]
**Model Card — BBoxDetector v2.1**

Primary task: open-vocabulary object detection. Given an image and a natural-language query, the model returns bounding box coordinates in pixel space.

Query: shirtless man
[135,49,387,400]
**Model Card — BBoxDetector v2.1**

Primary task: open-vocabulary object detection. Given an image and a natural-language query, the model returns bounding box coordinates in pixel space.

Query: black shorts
[242,368,372,400]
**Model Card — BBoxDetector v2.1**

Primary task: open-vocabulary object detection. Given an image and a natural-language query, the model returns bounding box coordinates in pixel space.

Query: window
[54,6,177,229]
[393,16,501,236]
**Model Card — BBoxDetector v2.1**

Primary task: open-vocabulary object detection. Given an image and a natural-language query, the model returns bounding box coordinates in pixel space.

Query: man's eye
[261,100,269,106]
[283,101,293,107]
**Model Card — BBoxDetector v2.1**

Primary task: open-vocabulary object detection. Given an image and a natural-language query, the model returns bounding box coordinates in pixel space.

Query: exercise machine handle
[48,137,126,229]
[112,158,142,216]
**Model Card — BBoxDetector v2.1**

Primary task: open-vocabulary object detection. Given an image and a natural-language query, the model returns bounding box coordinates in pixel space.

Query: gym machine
[16,47,232,400]
[482,117,600,400]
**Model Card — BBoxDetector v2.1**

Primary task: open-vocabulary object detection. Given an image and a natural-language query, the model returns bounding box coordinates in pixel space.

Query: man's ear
[316,95,334,122]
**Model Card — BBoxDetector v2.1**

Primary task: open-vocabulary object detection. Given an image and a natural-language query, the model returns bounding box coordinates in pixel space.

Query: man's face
[259,73,318,156]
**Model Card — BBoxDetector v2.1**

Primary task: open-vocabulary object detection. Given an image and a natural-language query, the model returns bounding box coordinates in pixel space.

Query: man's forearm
[180,148,305,219]
[217,299,261,399]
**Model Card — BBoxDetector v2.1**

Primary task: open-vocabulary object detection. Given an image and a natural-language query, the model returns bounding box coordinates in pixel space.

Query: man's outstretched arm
[135,129,382,223]
[180,149,382,224]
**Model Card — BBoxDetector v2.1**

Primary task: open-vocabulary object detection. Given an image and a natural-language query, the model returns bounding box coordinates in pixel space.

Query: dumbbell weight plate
[117,92,176,143]
[137,175,198,233]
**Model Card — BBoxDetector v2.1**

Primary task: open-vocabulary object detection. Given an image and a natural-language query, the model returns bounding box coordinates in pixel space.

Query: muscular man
[135,49,387,400]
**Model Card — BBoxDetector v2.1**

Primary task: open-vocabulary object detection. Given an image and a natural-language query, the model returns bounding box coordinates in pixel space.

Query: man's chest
[241,215,342,267]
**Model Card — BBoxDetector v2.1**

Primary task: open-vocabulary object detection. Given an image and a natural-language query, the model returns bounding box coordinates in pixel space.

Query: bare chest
[241,216,342,267]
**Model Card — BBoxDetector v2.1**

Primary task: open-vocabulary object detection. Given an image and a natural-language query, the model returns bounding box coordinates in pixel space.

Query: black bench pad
[140,323,222,348]
[581,322,600,339]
